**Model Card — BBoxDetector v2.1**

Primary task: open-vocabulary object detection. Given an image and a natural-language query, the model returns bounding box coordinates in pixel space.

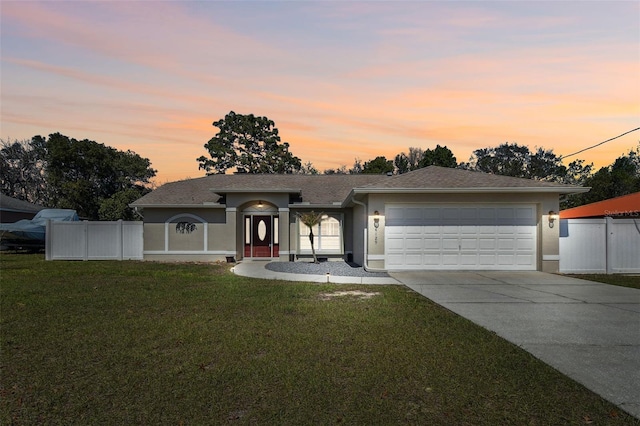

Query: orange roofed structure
[561,192,640,219]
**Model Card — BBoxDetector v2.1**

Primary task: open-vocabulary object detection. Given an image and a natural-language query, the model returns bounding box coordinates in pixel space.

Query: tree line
[1,133,156,220]
[2,111,638,219]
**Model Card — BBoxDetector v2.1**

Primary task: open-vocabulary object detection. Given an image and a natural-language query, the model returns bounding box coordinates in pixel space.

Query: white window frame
[297,213,344,255]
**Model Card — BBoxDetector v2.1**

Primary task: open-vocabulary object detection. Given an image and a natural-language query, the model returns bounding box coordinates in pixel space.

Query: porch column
[225,207,238,260]
[279,208,290,261]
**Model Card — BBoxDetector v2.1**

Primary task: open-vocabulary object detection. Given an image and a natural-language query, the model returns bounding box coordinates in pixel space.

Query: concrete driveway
[391,271,640,419]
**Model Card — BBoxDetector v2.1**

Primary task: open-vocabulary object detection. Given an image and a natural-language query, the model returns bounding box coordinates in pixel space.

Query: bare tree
[297,211,324,263]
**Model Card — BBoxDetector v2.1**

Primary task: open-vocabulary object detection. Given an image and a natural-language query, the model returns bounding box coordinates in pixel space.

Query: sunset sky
[2,1,639,184]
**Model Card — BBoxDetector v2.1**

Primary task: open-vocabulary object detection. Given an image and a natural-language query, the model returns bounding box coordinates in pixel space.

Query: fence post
[83,221,89,261]
[45,219,51,261]
[118,220,123,261]
[605,216,614,275]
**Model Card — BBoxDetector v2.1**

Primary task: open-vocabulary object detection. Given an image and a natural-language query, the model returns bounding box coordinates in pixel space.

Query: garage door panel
[517,226,535,236]
[478,225,497,234]
[442,254,460,265]
[386,226,404,236]
[498,226,515,234]
[516,238,534,250]
[442,225,458,234]
[479,238,496,250]
[404,254,424,265]
[498,208,515,220]
[498,238,516,249]
[460,238,478,250]
[460,226,478,235]
[403,226,422,235]
[460,254,479,265]
[478,208,496,220]
[442,238,459,250]
[479,254,497,265]
[386,238,404,250]
[424,227,440,235]
[423,209,441,220]
[516,255,535,265]
[385,204,537,271]
[442,208,459,219]
[405,238,424,250]
[423,254,441,265]
[498,254,516,265]
[424,238,441,249]
[516,207,534,219]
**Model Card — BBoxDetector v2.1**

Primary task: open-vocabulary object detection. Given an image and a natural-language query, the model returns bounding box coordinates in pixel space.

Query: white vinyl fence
[559,218,640,274]
[46,220,143,261]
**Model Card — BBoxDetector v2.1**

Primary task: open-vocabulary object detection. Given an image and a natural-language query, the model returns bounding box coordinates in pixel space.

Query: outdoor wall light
[373,210,380,229]
[258,200,263,207]
[548,210,559,228]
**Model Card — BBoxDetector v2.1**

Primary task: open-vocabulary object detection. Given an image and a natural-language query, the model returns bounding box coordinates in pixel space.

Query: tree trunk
[308,229,318,263]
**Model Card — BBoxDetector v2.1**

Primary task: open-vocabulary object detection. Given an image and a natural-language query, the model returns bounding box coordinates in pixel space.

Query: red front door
[244,215,280,258]
[251,215,271,257]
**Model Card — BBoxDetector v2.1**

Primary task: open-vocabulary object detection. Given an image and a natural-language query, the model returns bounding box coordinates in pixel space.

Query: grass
[1,254,637,425]
[565,274,640,290]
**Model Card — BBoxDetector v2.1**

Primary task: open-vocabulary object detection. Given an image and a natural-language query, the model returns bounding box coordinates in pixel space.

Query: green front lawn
[1,254,636,425]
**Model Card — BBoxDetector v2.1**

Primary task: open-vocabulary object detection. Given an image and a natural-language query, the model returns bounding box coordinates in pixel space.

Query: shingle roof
[0,194,45,213]
[358,166,583,191]
[132,166,586,208]
[131,174,387,207]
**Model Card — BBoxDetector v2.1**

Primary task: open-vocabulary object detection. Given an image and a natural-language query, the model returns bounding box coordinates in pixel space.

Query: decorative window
[166,213,207,252]
[298,214,343,253]
[273,217,279,244]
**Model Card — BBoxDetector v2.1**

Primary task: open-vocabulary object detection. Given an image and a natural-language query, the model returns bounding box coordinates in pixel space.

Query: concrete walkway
[232,263,640,418]
[392,271,640,419]
[231,260,401,285]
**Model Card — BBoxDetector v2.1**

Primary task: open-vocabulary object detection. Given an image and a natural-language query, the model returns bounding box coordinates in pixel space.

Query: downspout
[350,196,387,273]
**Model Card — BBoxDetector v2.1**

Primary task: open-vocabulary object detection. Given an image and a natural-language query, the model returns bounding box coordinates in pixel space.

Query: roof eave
[289,203,344,209]
[350,187,590,195]
[341,186,590,207]
[209,188,301,194]
[129,203,226,209]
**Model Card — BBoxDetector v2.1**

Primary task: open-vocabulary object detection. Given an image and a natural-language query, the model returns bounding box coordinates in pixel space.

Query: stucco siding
[143,208,226,224]
[351,202,366,266]
[141,207,236,260]
[144,223,165,251]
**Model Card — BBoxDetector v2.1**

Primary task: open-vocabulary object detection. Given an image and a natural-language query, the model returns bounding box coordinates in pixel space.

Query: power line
[559,127,640,160]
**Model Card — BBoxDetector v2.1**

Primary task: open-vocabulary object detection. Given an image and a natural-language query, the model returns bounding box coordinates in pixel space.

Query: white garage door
[385,204,537,270]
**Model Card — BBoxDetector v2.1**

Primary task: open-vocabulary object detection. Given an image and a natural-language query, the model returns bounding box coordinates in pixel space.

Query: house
[560,191,640,219]
[130,166,587,272]
[0,193,44,223]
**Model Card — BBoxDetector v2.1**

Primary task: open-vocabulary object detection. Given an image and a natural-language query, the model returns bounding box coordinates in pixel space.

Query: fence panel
[560,218,640,274]
[46,221,143,261]
[122,222,144,260]
[47,221,87,260]
[559,219,606,273]
[609,219,640,273]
